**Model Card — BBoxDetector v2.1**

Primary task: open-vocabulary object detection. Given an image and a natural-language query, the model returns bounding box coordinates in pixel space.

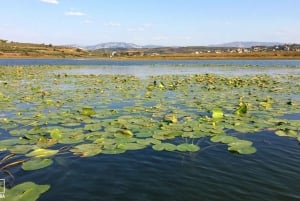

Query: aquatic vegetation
[0,65,300,199]
[4,181,50,201]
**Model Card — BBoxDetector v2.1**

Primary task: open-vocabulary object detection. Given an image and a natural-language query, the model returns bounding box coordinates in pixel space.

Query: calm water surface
[1,59,300,201]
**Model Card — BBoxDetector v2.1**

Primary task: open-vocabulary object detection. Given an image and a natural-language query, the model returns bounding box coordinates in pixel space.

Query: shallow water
[0,59,300,201]
[16,131,299,201]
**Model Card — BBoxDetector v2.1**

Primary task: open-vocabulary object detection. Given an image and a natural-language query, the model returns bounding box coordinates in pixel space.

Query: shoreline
[1,55,300,60]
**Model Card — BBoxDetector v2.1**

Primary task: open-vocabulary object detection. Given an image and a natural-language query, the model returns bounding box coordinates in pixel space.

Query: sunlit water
[1,59,300,201]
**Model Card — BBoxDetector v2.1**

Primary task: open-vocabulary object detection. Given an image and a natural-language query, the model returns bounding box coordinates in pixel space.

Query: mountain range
[70,41,285,50]
[209,41,284,48]
[71,42,162,50]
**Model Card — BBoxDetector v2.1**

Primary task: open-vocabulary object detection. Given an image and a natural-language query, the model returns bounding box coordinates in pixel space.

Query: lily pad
[26,148,58,158]
[176,143,200,152]
[70,143,102,157]
[228,145,257,154]
[117,142,145,150]
[212,108,224,119]
[228,140,256,154]
[22,158,53,171]
[49,128,63,140]
[152,143,177,151]
[4,181,50,201]
[8,145,34,154]
[81,107,96,116]
[234,102,247,115]
[210,135,239,143]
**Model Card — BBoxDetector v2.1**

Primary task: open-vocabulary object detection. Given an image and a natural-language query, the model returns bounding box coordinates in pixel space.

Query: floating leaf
[117,142,145,150]
[212,108,224,119]
[4,181,50,201]
[49,128,62,140]
[81,107,96,116]
[234,102,247,115]
[152,143,165,151]
[210,135,239,143]
[26,148,58,158]
[116,129,134,137]
[275,130,288,137]
[70,143,102,157]
[228,140,256,154]
[8,145,33,154]
[152,143,176,151]
[176,143,200,152]
[22,158,53,171]
[228,145,257,154]
[163,113,178,123]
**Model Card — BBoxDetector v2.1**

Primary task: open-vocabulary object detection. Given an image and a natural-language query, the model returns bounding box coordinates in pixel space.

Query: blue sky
[1,0,300,46]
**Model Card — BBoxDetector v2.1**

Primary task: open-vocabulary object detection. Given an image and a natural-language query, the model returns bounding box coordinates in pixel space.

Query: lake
[0,59,299,201]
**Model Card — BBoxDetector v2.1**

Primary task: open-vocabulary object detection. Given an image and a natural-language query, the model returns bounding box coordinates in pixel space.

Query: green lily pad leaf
[117,142,145,150]
[58,133,84,144]
[297,137,300,143]
[8,145,33,154]
[49,128,62,140]
[61,122,81,127]
[70,143,102,157]
[44,99,55,105]
[152,143,176,151]
[210,135,239,143]
[4,181,50,201]
[81,107,96,116]
[212,108,224,119]
[234,102,247,115]
[101,148,126,154]
[22,158,53,171]
[228,140,253,148]
[116,129,134,137]
[260,98,273,109]
[228,145,257,154]
[26,148,58,158]
[275,130,288,137]
[84,123,102,132]
[176,143,200,152]
[137,138,161,146]
[36,137,57,148]
[286,130,298,137]
[152,143,164,151]
[163,113,178,123]
[135,131,153,138]
[9,128,29,137]
[228,140,256,154]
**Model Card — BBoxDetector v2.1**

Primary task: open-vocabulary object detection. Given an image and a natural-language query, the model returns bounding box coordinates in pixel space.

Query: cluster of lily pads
[0,65,300,200]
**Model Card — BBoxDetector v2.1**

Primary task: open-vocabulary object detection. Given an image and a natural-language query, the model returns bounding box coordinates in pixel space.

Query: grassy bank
[1,39,300,60]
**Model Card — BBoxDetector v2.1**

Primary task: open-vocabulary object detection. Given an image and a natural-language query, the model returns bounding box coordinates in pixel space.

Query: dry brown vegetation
[1,39,300,60]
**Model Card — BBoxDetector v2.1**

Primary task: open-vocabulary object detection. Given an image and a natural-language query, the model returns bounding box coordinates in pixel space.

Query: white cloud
[128,27,145,32]
[104,22,121,27]
[40,0,59,4]
[128,24,152,32]
[65,11,85,16]
[82,20,93,24]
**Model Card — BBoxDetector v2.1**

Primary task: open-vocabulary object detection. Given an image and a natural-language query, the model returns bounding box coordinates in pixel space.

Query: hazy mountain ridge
[86,42,141,50]
[69,41,286,50]
[209,41,284,48]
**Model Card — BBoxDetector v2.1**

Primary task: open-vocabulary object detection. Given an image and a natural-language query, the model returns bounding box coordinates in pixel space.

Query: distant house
[110,51,117,58]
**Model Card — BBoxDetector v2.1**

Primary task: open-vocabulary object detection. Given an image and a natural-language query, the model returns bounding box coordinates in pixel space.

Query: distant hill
[71,41,286,50]
[0,39,88,58]
[69,42,163,50]
[209,41,284,48]
[86,42,141,50]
